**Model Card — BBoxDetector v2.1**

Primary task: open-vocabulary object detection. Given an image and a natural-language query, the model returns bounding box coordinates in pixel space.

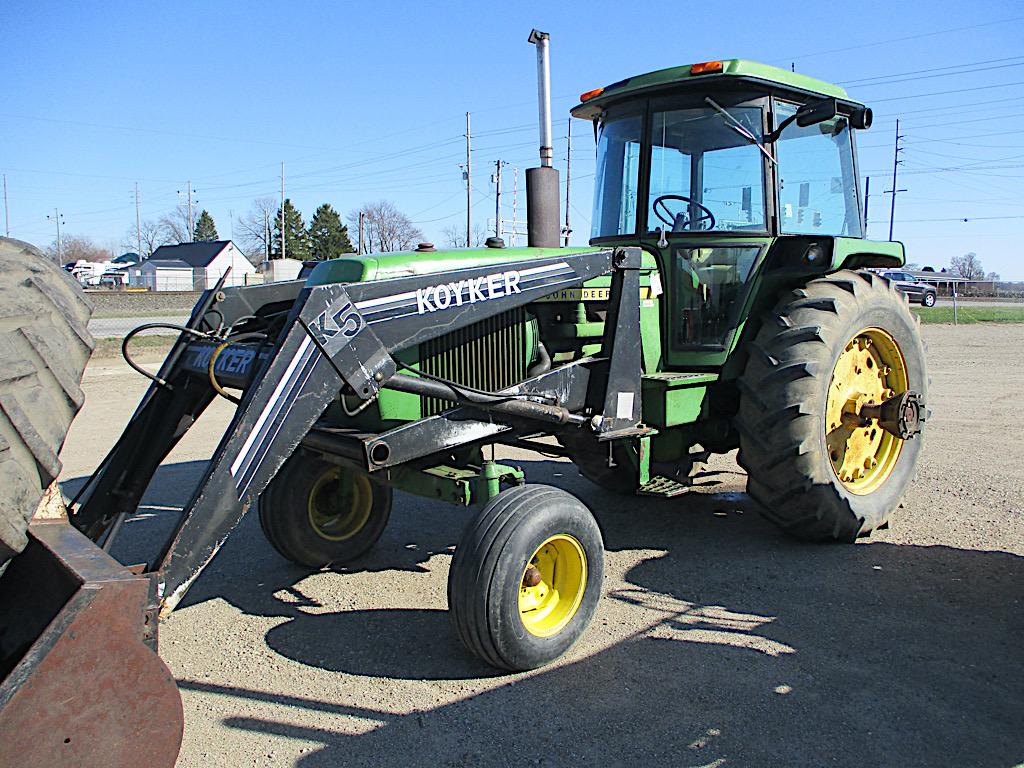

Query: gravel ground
[58,324,1024,768]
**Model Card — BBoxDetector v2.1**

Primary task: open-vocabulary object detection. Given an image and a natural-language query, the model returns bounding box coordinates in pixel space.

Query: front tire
[259,454,391,567]
[448,485,604,671]
[736,270,927,542]
[922,291,936,307]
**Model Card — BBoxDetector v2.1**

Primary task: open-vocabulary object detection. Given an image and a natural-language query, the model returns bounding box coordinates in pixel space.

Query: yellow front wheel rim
[518,535,587,638]
[307,469,373,541]
[826,327,909,495]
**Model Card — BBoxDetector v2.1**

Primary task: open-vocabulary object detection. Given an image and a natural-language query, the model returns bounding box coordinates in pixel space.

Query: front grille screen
[419,307,528,416]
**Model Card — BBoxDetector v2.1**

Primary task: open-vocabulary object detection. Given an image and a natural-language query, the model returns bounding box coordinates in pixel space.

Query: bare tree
[45,234,112,264]
[347,200,423,253]
[122,219,164,257]
[442,223,487,248]
[951,252,985,281]
[158,204,197,245]
[235,197,278,266]
[986,271,1001,282]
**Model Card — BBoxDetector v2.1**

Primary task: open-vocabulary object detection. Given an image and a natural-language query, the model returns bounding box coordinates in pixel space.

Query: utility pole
[47,208,64,264]
[278,160,286,260]
[177,181,195,242]
[358,211,366,255]
[3,174,9,237]
[465,112,472,247]
[134,182,141,256]
[886,119,906,241]
[511,166,519,247]
[493,160,507,238]
[563,118,572,247]
[263,210,270,265]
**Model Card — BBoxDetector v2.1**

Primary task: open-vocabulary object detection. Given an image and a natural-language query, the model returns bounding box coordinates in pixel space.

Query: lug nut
[523,566,542,587]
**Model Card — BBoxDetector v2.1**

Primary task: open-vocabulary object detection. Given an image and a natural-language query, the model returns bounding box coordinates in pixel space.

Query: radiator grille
[419,307,528,417]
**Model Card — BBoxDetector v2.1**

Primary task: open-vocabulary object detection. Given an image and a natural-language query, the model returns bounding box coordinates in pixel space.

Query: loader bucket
[0,520,183,768]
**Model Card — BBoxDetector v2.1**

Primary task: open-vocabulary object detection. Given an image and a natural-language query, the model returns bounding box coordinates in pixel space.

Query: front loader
[0,34,928,767]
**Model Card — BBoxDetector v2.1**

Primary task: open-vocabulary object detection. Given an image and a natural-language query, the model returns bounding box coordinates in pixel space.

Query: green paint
[306,246,599,286]
[571,59,856,120]
[642,373,717,428]
[832,237,905,269]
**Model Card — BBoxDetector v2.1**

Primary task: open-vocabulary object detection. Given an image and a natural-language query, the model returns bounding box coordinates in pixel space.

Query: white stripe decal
[517,261,570,277]
[236,350,322,496]
[354,290,418,311]
[230,335,313,477]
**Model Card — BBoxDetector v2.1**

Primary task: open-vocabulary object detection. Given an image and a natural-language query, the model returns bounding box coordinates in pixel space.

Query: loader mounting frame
[70,247,645,619]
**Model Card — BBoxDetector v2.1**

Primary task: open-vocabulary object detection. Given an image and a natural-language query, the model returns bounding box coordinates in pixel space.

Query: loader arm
[71,247,643,616]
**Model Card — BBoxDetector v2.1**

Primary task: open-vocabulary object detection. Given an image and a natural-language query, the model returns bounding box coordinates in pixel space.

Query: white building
[131,259,194,292]
[129,240,257,291]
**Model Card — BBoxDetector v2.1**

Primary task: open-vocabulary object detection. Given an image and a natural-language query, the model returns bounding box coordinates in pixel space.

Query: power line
[780,16,1024,63]
[840,56,1024,86]
[870,80,1024,103]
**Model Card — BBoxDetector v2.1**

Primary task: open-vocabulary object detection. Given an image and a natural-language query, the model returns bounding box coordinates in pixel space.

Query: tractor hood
[305,246,600,286]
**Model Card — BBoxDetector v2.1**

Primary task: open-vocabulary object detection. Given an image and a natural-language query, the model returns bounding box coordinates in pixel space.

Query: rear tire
[736,270,927,542]
[448,484,604,671]
[0,238,93,567]
[259,454,391,568]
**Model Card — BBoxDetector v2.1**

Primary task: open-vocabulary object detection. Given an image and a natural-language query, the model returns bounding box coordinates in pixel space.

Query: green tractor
[284,57,925,659]
[262,57,926,666]
[53,49,925,699]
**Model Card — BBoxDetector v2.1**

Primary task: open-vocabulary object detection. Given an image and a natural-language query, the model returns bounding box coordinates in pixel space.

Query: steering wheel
[652,194,716,231]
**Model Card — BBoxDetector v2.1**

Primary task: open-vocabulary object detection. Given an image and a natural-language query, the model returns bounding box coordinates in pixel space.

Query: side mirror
[796,97,838,128]
[849,106,873,130]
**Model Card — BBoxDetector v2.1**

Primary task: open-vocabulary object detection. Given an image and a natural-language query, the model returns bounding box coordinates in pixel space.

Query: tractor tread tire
[735,269,926,542]
[0,238,93,565]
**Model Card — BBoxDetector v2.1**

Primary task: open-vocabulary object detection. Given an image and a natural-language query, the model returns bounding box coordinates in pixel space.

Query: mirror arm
[764,113,798,144]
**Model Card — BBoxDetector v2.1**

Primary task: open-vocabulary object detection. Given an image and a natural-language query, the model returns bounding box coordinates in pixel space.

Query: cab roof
[570,59,858,119]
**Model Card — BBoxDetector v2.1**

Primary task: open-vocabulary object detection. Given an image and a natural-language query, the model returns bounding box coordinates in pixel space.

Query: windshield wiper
[704,97,777,166]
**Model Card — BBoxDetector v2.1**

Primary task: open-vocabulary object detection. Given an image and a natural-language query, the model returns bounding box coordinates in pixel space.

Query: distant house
[128,240,256,291]
[131,259,194,292]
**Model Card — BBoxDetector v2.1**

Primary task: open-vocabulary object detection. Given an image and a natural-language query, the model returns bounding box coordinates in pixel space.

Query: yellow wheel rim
[826,327,909,495]
[306,468,373,541]
[518,535,587,638]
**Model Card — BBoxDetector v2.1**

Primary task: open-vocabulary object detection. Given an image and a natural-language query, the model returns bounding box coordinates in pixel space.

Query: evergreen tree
[308,203,354,261]
[270,199,311,260]
[193,210,218,241]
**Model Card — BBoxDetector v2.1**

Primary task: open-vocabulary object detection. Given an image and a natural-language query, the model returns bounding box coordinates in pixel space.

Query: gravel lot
[59,324,1023,768]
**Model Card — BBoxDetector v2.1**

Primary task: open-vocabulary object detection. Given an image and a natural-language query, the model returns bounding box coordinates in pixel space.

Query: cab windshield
[591,103,767,239]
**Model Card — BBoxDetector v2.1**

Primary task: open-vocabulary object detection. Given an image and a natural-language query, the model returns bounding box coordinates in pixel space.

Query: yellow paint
[518,534,587,637]
[534,287,653,303]
[825,327,908,495]
[307,468,373,541]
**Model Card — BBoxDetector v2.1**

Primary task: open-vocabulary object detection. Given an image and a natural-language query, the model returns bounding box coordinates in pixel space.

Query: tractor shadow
[65,458,1024,766]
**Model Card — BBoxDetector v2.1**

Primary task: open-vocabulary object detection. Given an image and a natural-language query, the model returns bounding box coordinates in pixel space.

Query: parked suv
[881,270,938,306]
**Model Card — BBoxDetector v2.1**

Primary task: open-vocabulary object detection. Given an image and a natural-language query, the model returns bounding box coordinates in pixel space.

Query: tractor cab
[572,59,874,368]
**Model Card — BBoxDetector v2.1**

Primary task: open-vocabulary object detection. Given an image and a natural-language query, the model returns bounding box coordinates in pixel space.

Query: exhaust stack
[526,29,561,248]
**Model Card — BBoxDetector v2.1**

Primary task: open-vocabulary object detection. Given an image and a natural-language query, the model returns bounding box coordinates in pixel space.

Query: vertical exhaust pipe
[527,29,561,248]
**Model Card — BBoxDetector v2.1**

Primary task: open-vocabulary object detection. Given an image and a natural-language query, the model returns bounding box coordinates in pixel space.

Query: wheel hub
[518,535,587,638]
[307,469,373,541]
[826,328,910,495]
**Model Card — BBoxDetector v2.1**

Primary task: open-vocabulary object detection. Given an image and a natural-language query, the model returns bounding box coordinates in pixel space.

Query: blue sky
[3,0,1023,278]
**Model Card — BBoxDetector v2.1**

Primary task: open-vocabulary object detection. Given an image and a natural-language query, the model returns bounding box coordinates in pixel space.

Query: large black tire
[259,454,391,568]
[448,484,604,671]
[0,238,93,567]
[736,270,927,542]
[922,291,936,307]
